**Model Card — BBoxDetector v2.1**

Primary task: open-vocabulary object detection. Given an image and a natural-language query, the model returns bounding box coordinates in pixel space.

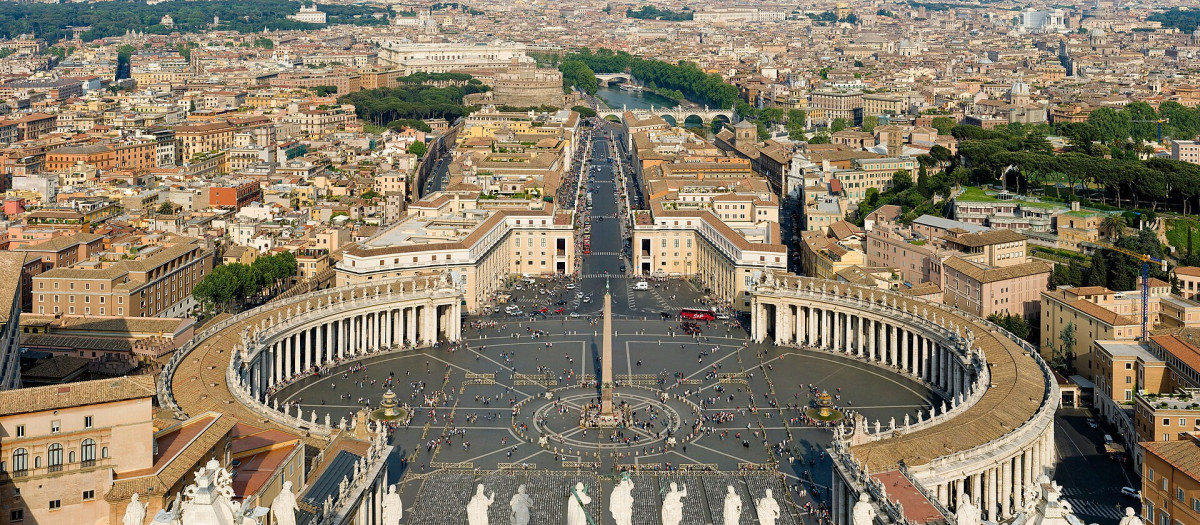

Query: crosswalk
[578,273,638,279]
[586,251,620,256]
[1059,487,1127,522]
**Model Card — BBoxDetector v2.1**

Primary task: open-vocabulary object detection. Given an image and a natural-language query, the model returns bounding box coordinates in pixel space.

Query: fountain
[806,392,845,422]
[370,389,407,422]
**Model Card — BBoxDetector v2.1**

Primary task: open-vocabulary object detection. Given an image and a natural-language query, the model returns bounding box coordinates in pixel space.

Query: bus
[680,308,716,321]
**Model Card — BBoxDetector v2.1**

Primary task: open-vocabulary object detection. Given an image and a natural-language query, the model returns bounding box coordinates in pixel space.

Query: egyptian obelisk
[600,277,614,417]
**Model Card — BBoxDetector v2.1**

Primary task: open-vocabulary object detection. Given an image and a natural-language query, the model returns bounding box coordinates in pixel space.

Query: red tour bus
[680,308,716,321]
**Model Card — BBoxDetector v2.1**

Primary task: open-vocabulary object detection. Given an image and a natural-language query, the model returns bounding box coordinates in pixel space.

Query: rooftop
[0,375,155,417]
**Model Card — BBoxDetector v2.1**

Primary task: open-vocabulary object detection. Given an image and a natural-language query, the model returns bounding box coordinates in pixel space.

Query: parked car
[1086,418,1098,429]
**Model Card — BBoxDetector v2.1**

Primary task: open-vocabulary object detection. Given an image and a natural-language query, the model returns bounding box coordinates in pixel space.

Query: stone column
[425,303,436,345]
[899,328,908,373]
[407,307,416,345]
[888,325,898,366]
[774,304,785,345]
[832,311,840,352]
[1022,448,1033,508]
[866,319,875,361]
[971,473,982,510]
[916,335,924,378]
[1002,457,1013,517]
[285,334,295,379]
[989,467,999,520]
[796,306,805,345]
[846,314,853,354]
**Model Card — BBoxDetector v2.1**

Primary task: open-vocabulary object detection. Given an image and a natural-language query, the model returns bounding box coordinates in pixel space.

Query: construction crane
[1130,118,1170,143]
[1086,241,1167,341]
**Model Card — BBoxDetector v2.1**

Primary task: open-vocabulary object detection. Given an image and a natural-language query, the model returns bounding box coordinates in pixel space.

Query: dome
[1011,81,1030,94]
[1090,28,1106,37]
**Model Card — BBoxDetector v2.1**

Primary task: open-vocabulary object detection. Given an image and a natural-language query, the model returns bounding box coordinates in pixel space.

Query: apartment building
[209,180,262,210]
[941,256,1050,320]
[0,253,22,390]
[31,235,213,318]
[810,89,863,124]
[1172,140,1200,165]
[1042,286,1147,378]
[0,376,156,525]
[1142,437,1200,525]
[174,121,236,160]
[799,227,865,280]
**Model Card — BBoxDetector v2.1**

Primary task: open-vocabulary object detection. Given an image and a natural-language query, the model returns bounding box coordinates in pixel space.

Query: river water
[595,85,706,133]
[595,84,678,112]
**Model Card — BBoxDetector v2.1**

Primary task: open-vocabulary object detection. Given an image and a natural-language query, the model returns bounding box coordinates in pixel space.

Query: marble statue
[271,481,299,525]
[124,492,149,525]
[755,489,781,525]
[509,484,533,525]
[325,414,331,427]
[955,494,981,525]
[566,482,590,525]
[852,493,876,525]
[609,476,634,525]
[382,484,402,525]
[661,482,687,525]
[1118,508,1144,525]
[467,484,495,525]
[723,485,742,525]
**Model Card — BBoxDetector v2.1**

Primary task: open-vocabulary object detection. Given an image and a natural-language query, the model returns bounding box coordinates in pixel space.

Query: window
[1179,488,1186,502]
[11,449,26,473]
[84,416,93,429]
[47,444,62,470]
[15,425,23,438]
[51,421,60,433]
[48,500,60,511]
[10,509,22,522]
[82,490,94,501]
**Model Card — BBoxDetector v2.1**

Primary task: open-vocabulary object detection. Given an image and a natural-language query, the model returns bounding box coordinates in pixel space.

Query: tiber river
[594,85,708,133]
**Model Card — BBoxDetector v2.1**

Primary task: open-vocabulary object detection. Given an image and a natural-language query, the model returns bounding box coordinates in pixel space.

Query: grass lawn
[956,186,1000,202]
[1166,219,1200,254]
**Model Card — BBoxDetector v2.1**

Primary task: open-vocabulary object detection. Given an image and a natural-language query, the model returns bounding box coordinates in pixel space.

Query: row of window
[5,439,102,473]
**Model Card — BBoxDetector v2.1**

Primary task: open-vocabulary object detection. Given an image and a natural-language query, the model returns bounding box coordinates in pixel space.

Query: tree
[931,116,957,135]
[157,202,175,215]
[1099,214,1127,240]
[830,118,848,133]
[861,115,878,133]
[1055,322,1076,373]
[987,313,1031,341]
[572,105,597,119]
[408,141,428,157]
[808,133,830,144]
[891,170,913,192]
[1087,253,1108,287]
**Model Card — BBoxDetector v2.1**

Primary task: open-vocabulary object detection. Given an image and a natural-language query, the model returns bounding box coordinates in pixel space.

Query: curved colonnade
[159,274,464,524]
[749,272,1058,525]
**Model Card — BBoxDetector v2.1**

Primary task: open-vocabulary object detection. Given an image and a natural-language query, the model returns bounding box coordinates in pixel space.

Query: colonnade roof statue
[149,460,267,525]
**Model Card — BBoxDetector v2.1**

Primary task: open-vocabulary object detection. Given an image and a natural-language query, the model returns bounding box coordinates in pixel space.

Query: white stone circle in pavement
[523,387,689,451]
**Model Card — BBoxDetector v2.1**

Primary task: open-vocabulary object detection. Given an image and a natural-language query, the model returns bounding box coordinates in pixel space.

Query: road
[1053,407,1140,523]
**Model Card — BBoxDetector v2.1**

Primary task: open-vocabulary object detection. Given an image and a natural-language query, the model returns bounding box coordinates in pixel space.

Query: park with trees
[338,73,488,128]
[0,0,387,44]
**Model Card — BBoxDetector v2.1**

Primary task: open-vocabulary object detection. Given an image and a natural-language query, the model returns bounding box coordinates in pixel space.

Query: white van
[634,281,649,290]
